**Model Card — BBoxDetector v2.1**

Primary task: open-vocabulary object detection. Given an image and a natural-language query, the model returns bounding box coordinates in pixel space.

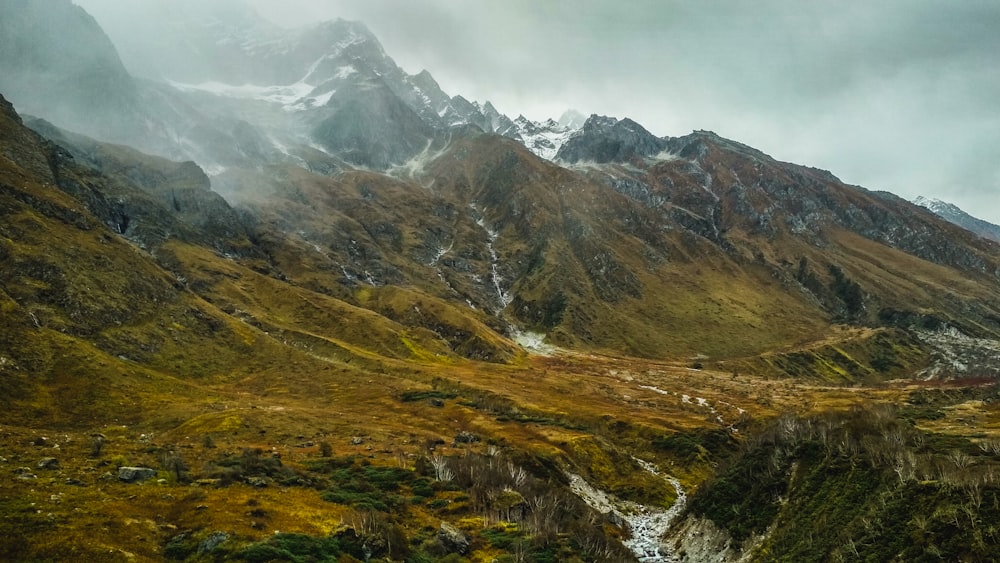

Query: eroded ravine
[567,459,687,562]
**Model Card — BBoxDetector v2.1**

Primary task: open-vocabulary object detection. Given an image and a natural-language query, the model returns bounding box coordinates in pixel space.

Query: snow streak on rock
[915,327,1000,379]
[470,203,511,313]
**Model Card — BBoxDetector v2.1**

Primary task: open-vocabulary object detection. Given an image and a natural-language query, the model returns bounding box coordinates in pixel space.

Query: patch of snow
[334,65,357,79]
[169,79,315,107]
[639,385,674,396]
[428,241,452,266]
[648,150,685,163]
[387,136,451,180]
[513,330,555,356]
[915,327,1000,379]
[301,54,332,83]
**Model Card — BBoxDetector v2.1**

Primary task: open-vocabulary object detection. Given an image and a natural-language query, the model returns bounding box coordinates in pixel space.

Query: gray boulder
[438,521,470,555]
[37,457,59,470]
[118,466,157,483]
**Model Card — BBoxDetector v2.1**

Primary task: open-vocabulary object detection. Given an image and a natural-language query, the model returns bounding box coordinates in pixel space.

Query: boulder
[37,457,59,470]
[118,466,157,483]
[454,431,480,444]
[438,521,470,555]
[245,476,270,488]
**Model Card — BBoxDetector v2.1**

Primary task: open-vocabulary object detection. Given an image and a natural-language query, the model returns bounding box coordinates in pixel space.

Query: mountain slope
[915,196,1000,243]
[0,93,524,425]
[0,0,143,143]
[8,0,999,369]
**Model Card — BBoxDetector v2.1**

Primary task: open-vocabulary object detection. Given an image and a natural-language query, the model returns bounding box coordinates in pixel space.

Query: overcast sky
[77,0,1000,223]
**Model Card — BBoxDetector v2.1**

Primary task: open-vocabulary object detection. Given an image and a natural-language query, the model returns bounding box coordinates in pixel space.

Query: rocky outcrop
[36,457,59,470]
[437,522,470,555]
[312,77,435,169]
[667,515,756,563]
[556,115,668,163]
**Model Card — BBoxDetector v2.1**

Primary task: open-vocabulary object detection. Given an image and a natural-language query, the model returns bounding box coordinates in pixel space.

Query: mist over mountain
[3,2,1000,561]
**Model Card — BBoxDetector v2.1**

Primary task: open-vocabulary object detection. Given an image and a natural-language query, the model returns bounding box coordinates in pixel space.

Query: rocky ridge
[915,196,1000,243]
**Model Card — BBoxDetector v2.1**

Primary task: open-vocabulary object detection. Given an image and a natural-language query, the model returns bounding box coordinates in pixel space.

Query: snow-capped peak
[914,196,1000,243]
[510,112,582,161]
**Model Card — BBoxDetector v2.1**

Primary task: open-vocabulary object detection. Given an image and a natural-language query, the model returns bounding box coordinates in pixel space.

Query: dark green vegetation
[682,389,1000,561]
[156,449,635,562]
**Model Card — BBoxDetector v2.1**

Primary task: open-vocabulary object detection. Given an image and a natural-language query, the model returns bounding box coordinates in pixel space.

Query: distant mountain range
[2,0,999,366]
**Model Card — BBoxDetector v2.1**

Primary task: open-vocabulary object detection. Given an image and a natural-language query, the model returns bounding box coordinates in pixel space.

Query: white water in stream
[469,203,511,312]
[567,459,686,562]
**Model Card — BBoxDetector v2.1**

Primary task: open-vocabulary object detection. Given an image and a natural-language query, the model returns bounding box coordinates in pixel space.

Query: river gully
[567,458,687,562]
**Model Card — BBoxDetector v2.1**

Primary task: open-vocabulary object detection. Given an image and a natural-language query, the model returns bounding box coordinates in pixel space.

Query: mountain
[4,2,1000,561]
[6,0,1000,365]
[915,196,1000,243]
[0,0,143,143]
[556,114,669,163]
[24,0,581,171]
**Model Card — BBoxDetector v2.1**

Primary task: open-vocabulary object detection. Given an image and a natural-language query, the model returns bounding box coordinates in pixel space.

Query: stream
[469,203,511,312]
[567,459,686,562]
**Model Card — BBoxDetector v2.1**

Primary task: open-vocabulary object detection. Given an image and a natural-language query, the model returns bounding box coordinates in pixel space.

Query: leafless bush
[978,438,1000,456]
[431,454,454,482]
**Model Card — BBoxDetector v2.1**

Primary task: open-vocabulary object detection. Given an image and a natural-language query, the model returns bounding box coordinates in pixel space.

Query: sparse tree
[507,462,528,488]
[161,450,189,482]
[431,454,454,482]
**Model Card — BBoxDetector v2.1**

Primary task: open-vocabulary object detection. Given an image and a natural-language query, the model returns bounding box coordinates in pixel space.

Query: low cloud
[77,0,1000,222]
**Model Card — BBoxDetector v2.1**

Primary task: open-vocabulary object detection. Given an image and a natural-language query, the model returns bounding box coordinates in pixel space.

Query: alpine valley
[3,1,1000,561]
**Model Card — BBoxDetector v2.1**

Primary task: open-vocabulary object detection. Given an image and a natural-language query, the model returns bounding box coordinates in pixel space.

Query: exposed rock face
[23,117,255,254]
[118,466,157,483]
[556,115,668,163]
[667,515,753,563]
[312,77,435,169]
[454,431,480,444]
[197,531,230,555]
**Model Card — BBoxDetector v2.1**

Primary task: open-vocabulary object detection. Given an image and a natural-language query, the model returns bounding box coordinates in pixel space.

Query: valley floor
[4,342,998,561]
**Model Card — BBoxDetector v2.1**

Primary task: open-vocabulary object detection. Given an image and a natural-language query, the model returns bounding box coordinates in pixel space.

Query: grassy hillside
[4,92,1000,561]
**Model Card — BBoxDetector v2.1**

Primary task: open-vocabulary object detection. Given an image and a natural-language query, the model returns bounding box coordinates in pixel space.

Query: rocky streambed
[567,458,687,562]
